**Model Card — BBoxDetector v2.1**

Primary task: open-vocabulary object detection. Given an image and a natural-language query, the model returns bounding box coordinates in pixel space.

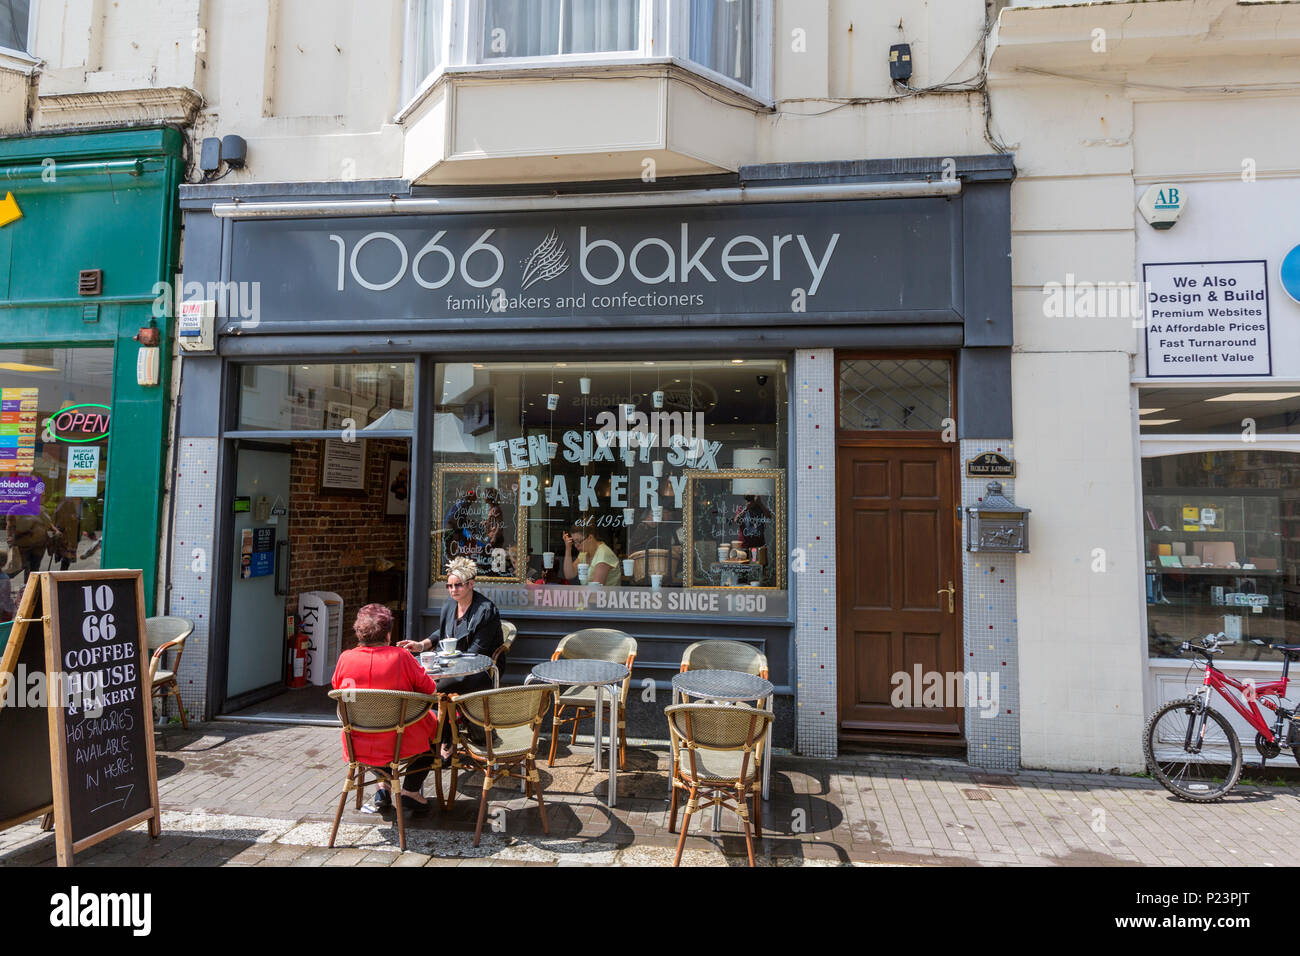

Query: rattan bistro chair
[666,703,773,867]
[491,620,518,688]
[679,640,768,697]
[145,616,194,728]
[448,684,557,846]
[547,628,637,769]
[328,688,441,852]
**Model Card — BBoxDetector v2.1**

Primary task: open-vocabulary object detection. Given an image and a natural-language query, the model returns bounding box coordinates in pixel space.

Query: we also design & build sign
[1143,260,1270,377]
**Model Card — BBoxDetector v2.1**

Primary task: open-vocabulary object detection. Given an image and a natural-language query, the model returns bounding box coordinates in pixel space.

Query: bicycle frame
[1201,662,1289,744]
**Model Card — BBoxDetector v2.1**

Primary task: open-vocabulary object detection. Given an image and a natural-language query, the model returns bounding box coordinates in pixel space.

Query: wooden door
[836,442,962,740]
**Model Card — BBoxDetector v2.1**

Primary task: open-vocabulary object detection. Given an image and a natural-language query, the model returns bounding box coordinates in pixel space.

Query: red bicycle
[1143,633,1300,802]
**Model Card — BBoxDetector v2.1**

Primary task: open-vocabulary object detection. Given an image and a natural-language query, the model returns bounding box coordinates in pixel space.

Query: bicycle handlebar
[1180,632,1234,658]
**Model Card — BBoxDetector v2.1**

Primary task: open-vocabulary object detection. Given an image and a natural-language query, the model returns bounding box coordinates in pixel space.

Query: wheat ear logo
[520,230,570,290]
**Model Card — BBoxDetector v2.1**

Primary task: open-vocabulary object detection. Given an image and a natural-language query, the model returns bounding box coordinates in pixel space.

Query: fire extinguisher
[287,619,310,689]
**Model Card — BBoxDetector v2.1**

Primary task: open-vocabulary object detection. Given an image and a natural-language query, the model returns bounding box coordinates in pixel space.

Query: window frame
[399,0,772,117]
[0,0,37,62]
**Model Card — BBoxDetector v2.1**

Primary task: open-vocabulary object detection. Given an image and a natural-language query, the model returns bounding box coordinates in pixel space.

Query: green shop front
[0,128,184,649]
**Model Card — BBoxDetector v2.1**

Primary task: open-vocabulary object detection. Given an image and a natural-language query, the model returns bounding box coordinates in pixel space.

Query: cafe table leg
[762,694,773,801]
[593,684,603,774]
[608,683,618,807]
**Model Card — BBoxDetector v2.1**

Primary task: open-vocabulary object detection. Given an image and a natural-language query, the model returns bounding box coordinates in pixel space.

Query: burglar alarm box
[178,299,216,352]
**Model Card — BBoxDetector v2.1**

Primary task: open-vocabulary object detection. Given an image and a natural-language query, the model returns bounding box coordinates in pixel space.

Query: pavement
[4,719,1300,867]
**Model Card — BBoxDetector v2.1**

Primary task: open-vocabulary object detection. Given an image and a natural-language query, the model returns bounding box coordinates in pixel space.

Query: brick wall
[287,439,409,649]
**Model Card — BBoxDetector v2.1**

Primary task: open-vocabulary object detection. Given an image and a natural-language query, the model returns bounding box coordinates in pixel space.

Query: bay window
[402,0,770,105]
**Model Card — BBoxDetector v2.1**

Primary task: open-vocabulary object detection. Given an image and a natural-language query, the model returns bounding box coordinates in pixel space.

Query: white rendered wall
[993,65,1147,772]
[8,0,992,182]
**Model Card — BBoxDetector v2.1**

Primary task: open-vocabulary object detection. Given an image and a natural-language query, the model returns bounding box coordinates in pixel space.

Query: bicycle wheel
[1143,698,1242,802]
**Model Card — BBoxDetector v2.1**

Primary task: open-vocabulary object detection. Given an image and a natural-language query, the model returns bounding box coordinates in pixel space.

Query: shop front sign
[1142,260,1270,377]
[228,198,961,327]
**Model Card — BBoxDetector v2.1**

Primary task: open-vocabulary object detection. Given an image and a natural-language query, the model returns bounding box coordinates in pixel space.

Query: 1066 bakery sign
[226,198,960,328]
[1143,260,1270,377]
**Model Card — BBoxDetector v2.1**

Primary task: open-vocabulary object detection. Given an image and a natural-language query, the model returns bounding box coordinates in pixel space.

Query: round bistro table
[529,658,630,807]
[671,669,775,805]
[423,652,494,682]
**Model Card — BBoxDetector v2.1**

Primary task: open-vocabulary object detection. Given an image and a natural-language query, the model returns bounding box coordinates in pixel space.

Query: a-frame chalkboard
[0,570,161,866]
[0,576,54,833]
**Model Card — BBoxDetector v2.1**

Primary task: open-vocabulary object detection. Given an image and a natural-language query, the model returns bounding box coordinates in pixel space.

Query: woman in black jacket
[399,556,504,756]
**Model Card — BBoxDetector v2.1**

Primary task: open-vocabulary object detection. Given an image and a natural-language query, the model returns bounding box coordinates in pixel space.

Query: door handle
[937,581,955,614]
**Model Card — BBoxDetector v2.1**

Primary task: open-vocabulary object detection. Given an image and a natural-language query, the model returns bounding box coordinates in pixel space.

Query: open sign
[50,403,112,443]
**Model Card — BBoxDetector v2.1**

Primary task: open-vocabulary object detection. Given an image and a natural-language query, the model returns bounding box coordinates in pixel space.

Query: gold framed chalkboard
[683,469,785,590]
[433,464,527,583]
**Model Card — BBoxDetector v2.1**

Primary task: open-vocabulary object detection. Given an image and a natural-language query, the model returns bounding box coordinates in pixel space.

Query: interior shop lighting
[1141,419,1181,426]
[0,362,59,373]
[1206,392,1300,402]
[1138,408,1165,415]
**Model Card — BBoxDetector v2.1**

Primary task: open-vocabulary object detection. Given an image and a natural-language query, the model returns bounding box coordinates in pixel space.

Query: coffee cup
[652,505,663,522]
[577,562,590,584]
[650,573,663,590]
[717,545,730,561]
[623,507,635,526]
[420,651,437,669]
[579,377,591,395]
[543,551,555,569]
[652,390,664,409]
[621,403,636,419]
[546,393,559,411]
[652,460,664,477]
[623,558,635,577]
[439,637,458,655]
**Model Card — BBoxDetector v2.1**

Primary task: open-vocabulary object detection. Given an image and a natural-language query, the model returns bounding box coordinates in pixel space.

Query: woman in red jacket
[331,604,438,815]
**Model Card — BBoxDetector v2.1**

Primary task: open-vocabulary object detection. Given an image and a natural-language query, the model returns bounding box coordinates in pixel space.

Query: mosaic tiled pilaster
[793,350,837,758]
[167,438,219,723]
[961,438,1020,771]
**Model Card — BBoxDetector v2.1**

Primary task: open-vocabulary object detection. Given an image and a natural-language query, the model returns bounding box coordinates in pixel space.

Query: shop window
[0,0,32,56]
[1139,386,1300,435]
[1143,450,1300,662]
[428,359,788,620]
[838,358,951,431]
[235,363,415,432]
[0,347,112,620]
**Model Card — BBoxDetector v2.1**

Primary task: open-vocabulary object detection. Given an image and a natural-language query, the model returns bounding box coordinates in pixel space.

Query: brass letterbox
[966,481,1030,553]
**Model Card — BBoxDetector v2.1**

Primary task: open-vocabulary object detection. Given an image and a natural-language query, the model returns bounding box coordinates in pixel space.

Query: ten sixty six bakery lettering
[227,198,958,327]
[1143,260,1271,377]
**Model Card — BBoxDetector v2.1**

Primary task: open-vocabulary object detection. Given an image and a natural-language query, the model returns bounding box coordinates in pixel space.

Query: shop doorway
[835,357,963,749]
[219,436,411,723]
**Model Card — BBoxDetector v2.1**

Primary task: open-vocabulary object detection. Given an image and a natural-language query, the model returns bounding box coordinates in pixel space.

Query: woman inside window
[562,523,622,586]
